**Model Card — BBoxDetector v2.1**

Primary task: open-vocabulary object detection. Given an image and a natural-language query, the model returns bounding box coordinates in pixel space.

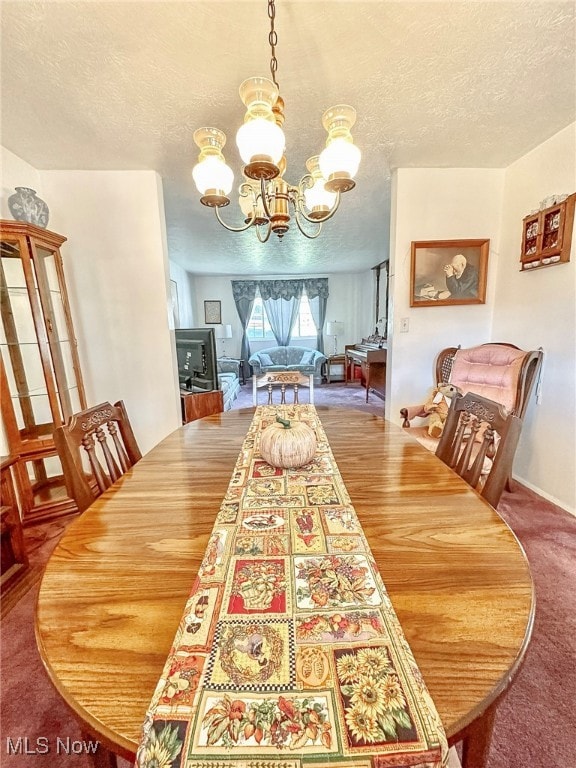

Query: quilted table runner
[136,405,448,768]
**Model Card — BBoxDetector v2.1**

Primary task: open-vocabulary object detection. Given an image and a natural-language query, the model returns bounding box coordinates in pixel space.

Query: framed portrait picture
[204,300,222,324]
[170,279,180,329]
[410,239,489,307]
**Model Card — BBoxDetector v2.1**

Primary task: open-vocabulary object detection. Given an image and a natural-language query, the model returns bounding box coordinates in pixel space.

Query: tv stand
[180,389,224,423]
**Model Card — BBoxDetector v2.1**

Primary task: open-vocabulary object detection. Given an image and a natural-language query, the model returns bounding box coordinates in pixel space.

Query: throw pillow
[300,350,316,366]
[259,352,274,366]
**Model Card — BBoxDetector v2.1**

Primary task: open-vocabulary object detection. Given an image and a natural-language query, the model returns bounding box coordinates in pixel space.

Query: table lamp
[326,321,344,355]
[216,324,233,357]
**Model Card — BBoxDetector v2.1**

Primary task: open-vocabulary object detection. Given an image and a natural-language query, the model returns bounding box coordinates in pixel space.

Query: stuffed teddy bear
[424,382,461,438]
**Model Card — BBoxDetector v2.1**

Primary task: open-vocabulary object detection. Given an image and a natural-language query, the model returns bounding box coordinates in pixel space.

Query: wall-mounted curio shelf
[520,192,575,272]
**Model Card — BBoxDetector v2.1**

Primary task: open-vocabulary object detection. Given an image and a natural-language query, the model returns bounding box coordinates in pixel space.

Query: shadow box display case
[520,192,575,272]
[0,221,86,525]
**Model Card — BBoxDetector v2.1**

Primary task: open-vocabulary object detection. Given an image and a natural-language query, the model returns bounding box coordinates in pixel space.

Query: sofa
[217,360,241,410]
[249,346,326,377]
[248,346,326,405]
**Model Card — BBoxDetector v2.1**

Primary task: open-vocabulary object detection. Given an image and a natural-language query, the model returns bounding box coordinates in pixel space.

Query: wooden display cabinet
[520,192,575,271]
[0,221,87,525]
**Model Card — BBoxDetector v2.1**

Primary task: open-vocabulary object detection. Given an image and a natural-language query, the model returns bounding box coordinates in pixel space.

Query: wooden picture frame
[204,300,221,324]
[410,239,489,307]
[170,279,180,329]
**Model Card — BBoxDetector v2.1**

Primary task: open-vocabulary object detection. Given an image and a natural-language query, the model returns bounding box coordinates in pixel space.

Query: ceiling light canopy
[191,0,361,241]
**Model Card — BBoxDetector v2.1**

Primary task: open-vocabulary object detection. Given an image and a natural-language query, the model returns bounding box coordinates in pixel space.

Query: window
[247,293,317,340]
[293,294,317,338]
[247,297,275,341]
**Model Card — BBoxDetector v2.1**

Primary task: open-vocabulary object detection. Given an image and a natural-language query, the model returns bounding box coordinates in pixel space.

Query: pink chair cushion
[450,345,526,412]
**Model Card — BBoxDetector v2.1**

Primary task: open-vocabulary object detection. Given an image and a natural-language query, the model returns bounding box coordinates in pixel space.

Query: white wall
[494,124,576,511]
[188,272,375,358]
[388,168,505,422]
[40,169,181,454]
[1,146,181,455]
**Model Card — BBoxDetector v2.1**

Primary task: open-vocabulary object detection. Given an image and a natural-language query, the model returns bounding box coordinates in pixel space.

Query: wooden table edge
[34,593,139,762]
[447,528,536,743]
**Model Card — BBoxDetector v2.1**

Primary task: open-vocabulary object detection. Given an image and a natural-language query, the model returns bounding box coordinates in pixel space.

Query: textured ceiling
[1,1,575,275]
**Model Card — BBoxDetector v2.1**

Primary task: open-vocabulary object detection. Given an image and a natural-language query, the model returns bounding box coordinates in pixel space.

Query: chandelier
[191,0,361,241]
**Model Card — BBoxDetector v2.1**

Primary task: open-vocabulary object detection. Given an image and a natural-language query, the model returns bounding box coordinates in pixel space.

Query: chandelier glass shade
[192,128,234,207]
[191,0,360,241]
[303,156,338,219]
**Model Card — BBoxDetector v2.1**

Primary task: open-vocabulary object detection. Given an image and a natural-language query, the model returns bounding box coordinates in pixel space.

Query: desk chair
[436,391,523,508]
[53,400,142,513]
[254,371,313,405]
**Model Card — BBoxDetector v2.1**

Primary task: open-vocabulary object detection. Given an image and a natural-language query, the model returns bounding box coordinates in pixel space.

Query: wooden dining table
[35,407,534,768]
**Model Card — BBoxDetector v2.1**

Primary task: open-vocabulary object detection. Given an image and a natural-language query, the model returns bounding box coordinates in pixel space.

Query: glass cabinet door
[0,221,86,524]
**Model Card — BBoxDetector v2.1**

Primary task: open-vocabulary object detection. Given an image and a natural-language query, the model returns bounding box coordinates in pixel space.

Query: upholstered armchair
[400,343,543,454]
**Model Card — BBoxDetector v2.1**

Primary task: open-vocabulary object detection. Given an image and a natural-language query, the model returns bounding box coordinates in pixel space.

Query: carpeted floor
[232,376,387,415]
[488,486,576,767]
[1,382,574,767]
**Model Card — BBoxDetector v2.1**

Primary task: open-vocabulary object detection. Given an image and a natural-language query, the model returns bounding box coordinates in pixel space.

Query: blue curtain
[231,280,258,361]
[259,280,303,346]
[304,278,329,353]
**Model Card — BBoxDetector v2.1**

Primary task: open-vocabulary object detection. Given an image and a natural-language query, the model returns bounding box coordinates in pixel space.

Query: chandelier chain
[268,0,279,88]
[192,0,359,240]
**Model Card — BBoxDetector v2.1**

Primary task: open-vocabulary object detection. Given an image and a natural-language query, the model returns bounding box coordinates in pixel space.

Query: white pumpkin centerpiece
[260,415,317,469]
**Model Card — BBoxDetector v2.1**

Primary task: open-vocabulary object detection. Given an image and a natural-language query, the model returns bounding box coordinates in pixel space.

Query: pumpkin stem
[275,416,291,429]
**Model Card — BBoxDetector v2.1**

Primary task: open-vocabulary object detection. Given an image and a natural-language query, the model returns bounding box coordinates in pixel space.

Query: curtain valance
[232,278,328,301]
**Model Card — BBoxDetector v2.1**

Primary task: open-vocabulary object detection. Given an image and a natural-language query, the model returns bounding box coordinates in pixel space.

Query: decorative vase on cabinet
[7,187,50,229]
[0,220,87,525]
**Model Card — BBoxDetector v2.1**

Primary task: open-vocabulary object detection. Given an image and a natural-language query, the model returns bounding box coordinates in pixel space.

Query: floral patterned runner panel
[137,404,448,768]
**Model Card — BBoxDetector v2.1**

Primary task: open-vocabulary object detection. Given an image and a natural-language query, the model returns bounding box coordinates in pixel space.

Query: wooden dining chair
[254,371,313,405]
[435,391,523,508]
[53,400,142,513]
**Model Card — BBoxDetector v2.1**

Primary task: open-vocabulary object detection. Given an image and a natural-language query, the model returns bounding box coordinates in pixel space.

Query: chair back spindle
[255,371,312,405]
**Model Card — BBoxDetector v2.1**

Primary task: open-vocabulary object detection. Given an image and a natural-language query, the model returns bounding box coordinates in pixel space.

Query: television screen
[175,328,218,392]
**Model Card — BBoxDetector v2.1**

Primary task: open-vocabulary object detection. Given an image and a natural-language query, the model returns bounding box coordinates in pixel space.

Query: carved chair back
[435,391,523,508]
[254,371,312,405]
[53,400,142,513]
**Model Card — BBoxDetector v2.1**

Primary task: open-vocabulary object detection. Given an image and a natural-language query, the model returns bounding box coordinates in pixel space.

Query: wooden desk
[35,408,533,767]
[344,344,387,402]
